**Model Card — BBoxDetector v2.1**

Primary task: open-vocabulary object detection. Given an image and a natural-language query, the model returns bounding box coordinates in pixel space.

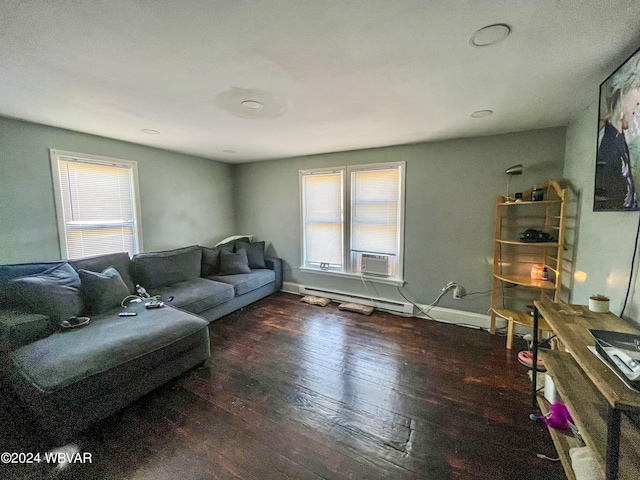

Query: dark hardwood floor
[0,292,565,479]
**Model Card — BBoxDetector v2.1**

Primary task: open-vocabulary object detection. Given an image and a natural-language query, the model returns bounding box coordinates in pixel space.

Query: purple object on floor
[530,402,573,430]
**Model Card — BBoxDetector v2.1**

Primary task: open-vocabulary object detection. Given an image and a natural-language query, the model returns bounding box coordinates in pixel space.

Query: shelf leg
[605,407,621,480]
[506,319,514,350]
[531,306,539,409]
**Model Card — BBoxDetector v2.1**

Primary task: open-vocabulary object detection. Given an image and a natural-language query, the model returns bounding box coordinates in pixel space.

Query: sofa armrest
[0,310,53,352]
[263,257,283,290]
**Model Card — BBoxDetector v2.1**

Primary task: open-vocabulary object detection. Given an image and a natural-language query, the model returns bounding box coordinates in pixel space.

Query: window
[300,162,405,283]
[301,169,345,270]
[50,149,143,259]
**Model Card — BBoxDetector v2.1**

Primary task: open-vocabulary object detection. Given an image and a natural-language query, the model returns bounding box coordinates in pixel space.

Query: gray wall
[0,116,568,317]
[0,117,235,263]
[563,102,640,326]
[233,128,566,314]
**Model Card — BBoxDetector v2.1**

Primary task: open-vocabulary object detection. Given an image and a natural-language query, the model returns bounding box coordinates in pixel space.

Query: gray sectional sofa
[0,238,282,442]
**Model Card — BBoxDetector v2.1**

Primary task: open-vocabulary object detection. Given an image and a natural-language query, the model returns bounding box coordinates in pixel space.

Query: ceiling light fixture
[470,110,493,118]
[469,23,511,47]
[141,129,160,135]
[241,100,264,110]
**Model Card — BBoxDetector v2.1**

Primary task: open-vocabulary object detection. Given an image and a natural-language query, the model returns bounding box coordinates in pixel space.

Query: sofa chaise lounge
[0,238,282,442]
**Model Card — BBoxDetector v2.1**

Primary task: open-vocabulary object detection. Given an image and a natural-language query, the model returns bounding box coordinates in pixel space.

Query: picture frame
[594,47,640,211]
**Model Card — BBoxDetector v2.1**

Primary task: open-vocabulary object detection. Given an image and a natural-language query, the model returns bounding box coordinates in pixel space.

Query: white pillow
[215,235,253,247]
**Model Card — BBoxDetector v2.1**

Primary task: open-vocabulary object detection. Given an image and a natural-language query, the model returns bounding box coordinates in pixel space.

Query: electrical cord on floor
[359,274,379,308]
[463,288,493,297]
[358,274,369,295]
[396,285,506,332]
[397,285,448,319]
[538,335,556,348]
[536,454,560,462]
[621,212,640,318]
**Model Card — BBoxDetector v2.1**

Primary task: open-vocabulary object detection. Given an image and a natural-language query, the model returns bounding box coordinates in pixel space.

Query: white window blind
[301,170,344,268]
[351,167,400,256]
[51,151,141,259]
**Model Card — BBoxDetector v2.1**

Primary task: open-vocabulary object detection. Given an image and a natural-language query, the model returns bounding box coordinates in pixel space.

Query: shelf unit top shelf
[535,301,640,410]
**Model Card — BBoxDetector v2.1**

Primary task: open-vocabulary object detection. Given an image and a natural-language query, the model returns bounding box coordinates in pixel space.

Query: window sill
[300,267,405,286]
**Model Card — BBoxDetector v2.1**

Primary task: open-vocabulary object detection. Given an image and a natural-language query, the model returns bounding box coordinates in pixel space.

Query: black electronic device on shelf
[519,229,556,243]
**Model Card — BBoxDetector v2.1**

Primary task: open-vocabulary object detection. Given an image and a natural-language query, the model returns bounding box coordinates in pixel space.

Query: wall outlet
[453,285,464,299]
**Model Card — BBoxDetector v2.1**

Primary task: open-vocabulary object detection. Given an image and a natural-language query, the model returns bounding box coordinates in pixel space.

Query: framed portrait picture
[594,47,640,211]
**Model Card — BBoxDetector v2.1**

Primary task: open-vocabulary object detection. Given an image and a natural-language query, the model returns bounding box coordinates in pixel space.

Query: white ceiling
[1,1,639,163]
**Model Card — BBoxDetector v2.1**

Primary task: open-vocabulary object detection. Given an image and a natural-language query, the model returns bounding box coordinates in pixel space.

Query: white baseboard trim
[414,305,497,331]
[278,283,536,337]
[415,304,537,336]
[298,285,413,314]
[281,281,301,295]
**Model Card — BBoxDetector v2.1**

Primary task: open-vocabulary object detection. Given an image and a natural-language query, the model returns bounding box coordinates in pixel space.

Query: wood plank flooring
[0,292,565,479]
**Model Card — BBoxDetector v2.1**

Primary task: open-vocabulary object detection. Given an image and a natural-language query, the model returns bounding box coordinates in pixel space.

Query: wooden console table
[532,301,640,480]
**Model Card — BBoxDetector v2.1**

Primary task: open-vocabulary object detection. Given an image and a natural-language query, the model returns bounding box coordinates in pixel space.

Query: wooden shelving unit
[533,301,640,480]
[490,179,566,349]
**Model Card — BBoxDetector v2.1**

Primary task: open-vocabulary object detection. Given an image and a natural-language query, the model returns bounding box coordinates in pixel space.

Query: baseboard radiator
[298,285,414,315]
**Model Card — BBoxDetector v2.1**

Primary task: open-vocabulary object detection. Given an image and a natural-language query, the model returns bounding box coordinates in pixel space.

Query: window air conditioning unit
[361,253,390,276]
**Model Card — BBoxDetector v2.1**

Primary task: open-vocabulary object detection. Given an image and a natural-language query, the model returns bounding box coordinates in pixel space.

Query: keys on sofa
[145,300,164,309]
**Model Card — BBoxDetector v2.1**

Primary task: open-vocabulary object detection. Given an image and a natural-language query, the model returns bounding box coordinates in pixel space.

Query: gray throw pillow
[132,246,202,288]
[201,246,222,276]
[9,263,83,325]
[78,266,130,315]
[69,252,135,293]
[219,249,251,275]
[236,241,266,269]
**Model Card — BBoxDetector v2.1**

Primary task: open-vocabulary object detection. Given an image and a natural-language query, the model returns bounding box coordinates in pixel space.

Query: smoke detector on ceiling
[214,88,286,120]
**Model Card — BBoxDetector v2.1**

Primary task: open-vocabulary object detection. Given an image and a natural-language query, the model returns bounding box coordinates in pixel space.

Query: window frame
[299,166,346,273]
[49,149,144,260]
[299,161,405,286]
